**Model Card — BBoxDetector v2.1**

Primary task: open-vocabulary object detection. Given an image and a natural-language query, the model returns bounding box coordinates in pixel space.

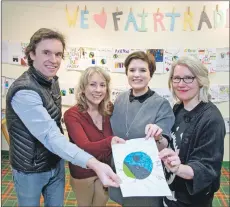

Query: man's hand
[111,136,126,145]
[87,158,121,187]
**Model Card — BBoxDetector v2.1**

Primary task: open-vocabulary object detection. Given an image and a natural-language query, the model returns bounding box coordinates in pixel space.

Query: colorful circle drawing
[172,55,179,61]
[123,152,153,179]
[101,58,106,64]
[89,52,95,58]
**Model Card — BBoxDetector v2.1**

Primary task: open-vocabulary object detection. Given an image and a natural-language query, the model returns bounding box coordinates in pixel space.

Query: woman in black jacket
[159,56,226,207]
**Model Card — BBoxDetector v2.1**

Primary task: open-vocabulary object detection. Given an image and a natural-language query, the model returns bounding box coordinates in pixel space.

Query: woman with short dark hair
[109,51,175,207]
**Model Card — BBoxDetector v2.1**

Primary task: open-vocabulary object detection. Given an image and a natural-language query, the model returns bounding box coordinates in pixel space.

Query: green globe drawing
[123,152,153,179]
[101,59,106,64]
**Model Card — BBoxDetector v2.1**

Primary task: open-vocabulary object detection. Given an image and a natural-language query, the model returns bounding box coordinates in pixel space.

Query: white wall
[1,1,229,160]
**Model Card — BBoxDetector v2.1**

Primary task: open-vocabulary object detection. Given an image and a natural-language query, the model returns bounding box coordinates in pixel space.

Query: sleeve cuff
[72,150,94,169]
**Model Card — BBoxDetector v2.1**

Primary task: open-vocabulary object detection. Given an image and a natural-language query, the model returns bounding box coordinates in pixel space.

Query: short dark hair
[25,28,66,67]
[124,51,156,77]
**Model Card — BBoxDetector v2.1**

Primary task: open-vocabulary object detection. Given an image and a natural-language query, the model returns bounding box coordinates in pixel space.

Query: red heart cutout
[93,12,107,29]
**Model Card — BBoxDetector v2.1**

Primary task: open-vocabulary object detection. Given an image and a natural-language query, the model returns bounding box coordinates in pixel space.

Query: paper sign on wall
[146,49,164,74]
[216,48,229,72]
[163,48,182,73]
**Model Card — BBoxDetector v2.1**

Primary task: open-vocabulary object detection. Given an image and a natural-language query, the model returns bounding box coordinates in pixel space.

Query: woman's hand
[111,136,126,145]
[145,124,163,140]
[158,148,181,173]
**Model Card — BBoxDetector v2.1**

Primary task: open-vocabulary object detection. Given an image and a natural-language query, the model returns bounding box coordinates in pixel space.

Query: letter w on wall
[66,5,79,27]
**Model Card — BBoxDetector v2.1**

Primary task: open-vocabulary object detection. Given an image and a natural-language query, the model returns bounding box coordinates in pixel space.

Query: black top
[163,101,226,207]
[129,87,154,103]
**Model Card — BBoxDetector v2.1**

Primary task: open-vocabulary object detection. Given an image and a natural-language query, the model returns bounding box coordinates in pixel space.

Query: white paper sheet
[224,118,229,133]
[209,85,219,103]
[8,42,22,65]
[146,49,164,74]
[59,82,77,106]
[152,88,174,107]
[111,87,126,103]
[1,76,6,97]
[1,77,16,97]
[183,48,198,59]
[197,48,216,73]
[2,40,9,63]
[216,48,229,72]
[112,138,171,197]
[163,48,182,73]
[218,85,229,102]
[110,48,130,73]
[65,47,81,70]
[96,48,114,72]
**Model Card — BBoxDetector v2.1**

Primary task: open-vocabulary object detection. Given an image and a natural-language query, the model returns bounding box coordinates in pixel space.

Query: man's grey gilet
[6,66,63,172]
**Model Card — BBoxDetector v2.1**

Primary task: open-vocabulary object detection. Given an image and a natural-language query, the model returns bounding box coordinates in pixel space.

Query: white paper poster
[218,85,229,102]
[112,138,171,197]
[1,76,6,97]
[1,76,16,97]
[216,48,229,72]
[96,48,113,72]
[110,48,130,73]
[78,47,97,69]
[183,48,198,59]
[65,47,81,70]
[20,42,29,66]
[224,118,229,133]
[146,49,164,74]
[209,85,219,103]
[197,48,216,73]
[111,88,126,103]
[153,88,174,107]
[59,82,76,106]
[2,40,9,63]
[8,42,23,65]
[163,48,182,73]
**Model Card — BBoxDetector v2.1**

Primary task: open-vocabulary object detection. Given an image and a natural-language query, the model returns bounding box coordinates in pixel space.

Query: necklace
[125,94,146,138]
[92,117,102,125]
[87,111,103,130]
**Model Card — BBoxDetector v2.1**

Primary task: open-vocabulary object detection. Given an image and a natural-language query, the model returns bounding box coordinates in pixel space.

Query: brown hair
[124,51,156,77]
[25,28,66,67]
[76,66,112,116]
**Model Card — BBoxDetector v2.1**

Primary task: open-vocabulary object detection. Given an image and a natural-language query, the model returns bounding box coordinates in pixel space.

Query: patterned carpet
[1,151,229,207]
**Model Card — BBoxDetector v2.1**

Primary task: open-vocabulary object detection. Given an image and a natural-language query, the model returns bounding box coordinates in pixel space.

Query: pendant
[126,132,129,137]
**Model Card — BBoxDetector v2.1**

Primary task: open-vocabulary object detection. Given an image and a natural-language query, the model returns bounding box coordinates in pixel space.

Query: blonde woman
[159,56,225,207]
[64,66,125,207]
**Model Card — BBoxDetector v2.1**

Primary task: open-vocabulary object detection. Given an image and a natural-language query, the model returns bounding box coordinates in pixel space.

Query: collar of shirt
[29,66,58,88]
[129,88,155,103]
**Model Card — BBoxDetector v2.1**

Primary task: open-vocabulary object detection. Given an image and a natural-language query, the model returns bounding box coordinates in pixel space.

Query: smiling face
[127,59,151,96]
[84,72,107,108]
[29,38,63,79]
[172,65,200,106]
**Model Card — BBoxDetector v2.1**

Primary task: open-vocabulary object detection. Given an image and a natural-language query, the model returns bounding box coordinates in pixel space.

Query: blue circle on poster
[123,151,153,180]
